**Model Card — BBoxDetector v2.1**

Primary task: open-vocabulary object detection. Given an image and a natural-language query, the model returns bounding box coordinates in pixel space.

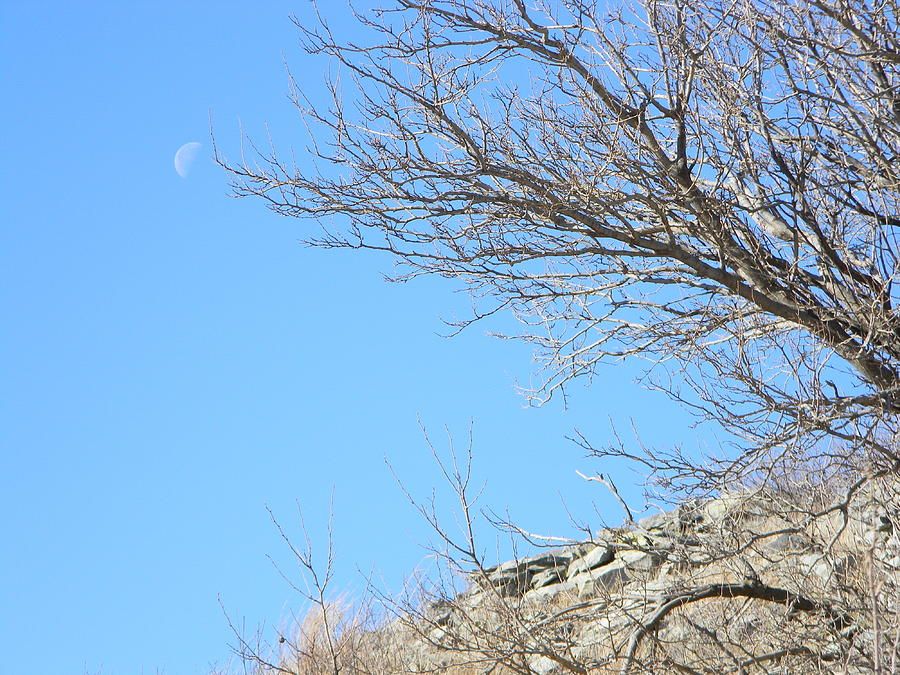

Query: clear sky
[1,3,702,674]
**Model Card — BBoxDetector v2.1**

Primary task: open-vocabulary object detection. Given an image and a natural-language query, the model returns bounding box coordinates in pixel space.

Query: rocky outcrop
[395,482,900,674]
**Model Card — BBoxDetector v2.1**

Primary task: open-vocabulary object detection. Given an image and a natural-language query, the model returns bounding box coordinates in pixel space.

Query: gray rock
[487,570,533,596]
[423,600,455,627]
[566,543,615,578]
[569,561,629,598]
[481,549,578,596]
[638,511,679,532]
[524,579,577,603]
[704,493,766,522]
[619,549,660,572]
[764,531,809,552]
[528,655,563,675]
[799,553,840,583]
[531,567,565,589]
[484,549,575,576]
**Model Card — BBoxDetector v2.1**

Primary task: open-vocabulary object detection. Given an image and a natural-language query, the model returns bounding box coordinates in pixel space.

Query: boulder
[619,549,660,572]
[528,655,564,675]
[569,561,629,598]
[566,542,615,578]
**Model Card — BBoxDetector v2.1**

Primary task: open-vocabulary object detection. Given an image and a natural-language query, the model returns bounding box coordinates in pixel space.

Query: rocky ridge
[393,483,900,674]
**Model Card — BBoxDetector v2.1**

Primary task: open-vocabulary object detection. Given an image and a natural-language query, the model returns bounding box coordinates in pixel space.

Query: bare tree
[218,1,900,672]
[220,0,900,487]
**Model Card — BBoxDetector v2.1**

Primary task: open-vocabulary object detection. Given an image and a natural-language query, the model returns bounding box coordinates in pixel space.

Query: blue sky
[1,3,702,674]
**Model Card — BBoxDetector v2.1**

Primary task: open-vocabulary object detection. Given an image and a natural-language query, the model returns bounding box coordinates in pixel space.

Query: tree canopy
[221,0,900,487]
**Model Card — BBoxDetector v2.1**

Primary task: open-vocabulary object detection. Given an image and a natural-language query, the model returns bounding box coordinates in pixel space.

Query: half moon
[174,142,202,178]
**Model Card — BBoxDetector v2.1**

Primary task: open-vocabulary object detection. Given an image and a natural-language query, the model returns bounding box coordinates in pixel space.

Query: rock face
[388,482,900,674]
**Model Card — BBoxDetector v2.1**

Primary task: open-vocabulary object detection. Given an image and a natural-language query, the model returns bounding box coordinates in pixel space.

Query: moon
[174,142,202,178]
